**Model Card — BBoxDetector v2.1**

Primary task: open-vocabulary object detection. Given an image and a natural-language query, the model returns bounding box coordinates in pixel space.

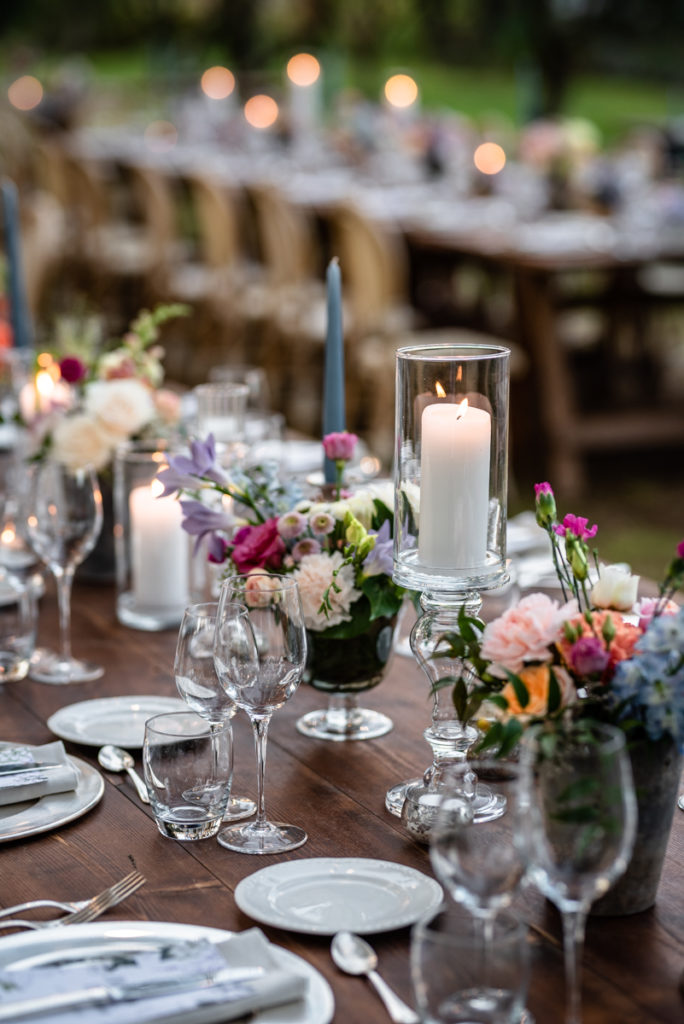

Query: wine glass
[519,722,637,1024]
[213,573,308,854]
[26,460,104,684]
[174,602,256,820]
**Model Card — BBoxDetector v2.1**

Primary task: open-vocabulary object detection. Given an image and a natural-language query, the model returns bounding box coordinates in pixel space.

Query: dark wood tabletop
[1,579,682,1023]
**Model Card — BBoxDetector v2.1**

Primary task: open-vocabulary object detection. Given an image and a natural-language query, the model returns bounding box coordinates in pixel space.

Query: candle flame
[1,526,15,544]
[456,397,469,419]
[35,370,55,398]
[435,381,446,398]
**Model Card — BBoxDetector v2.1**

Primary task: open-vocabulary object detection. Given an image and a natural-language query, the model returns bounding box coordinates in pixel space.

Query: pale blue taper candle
[323,256,345,484]
[1,179,33,349]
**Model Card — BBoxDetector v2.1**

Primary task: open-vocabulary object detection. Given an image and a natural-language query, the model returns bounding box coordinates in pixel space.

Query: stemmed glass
[213,573,308,854]
[26,460,104,684]
[519,722,637,1024]
[174,602,256,820]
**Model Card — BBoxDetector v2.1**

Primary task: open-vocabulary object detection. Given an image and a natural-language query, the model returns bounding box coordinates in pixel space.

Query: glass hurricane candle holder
[388,343,510,820]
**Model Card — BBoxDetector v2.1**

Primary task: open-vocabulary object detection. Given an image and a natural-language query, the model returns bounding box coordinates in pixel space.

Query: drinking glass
[174,602,256,820]
[213,574,308,854]
[411,904,531,1024]
[143,710,232,840]
[26,460,104,683]
[519,722,637,1024]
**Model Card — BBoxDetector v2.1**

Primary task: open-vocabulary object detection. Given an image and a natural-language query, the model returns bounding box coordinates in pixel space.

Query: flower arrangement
[442,482,684,757]
[21,304,188,471]
[158,430,406,637]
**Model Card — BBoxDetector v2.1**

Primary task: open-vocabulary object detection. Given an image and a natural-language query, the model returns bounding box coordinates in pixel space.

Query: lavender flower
[157,435,227,497]
[179,498,233,554]
[363,519,393,577]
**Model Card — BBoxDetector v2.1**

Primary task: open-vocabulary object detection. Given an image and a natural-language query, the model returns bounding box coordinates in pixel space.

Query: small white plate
[235,857,443,936]
[0,743,103,843]
[47,695,187,749]
[0,921,334,1024]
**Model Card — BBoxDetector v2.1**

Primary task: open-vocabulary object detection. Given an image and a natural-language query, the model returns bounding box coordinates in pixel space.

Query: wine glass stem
[54,566,75,664]
[561,906,587,1024]
[250,714,271,830]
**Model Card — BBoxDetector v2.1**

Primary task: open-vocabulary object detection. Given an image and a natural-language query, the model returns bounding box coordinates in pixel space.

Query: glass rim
[220,572,301,592]
[193,381,251,396]
[144,710,213,738]
[522,720,627,755]
[396,342,511,362]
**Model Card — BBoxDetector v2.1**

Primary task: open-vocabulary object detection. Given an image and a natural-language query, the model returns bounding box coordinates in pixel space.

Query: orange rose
[500,664,575,719]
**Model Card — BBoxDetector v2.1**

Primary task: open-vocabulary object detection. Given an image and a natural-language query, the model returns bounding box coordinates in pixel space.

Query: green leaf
[498,719,523,758]
[452,677,469,721]
[547,668,562,714]
[506,671,530,709]
[476,721,505,752]
[360,576,404,621]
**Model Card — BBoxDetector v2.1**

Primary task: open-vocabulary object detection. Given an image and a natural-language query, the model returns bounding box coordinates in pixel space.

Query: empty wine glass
[519,722,637,1024]
[213,573,308,854]
[26,460,104,684]
[174,602,256,821]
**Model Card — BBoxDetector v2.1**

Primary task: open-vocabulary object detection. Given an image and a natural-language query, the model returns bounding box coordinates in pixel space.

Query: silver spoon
[97,745,149,804]
[330,931,419,1023]
[678,794,684,812]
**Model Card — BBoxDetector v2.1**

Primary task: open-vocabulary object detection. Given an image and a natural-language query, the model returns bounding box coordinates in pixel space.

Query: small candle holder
[114,440,191,631]
[388,343,510,821]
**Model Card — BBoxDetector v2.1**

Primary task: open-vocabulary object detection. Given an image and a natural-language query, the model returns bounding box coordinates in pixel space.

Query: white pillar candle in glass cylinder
[418,398,491,569]
[129,481,189,608]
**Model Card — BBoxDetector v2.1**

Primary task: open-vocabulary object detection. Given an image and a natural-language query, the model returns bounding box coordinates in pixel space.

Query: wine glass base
[385,776,506,823]
[217,821,307,855]
[29,648,104,684]
[223,795,257,821]
[296,707,393,742]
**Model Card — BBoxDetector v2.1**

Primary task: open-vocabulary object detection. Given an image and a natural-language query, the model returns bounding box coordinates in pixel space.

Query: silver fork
[0,870,146,931]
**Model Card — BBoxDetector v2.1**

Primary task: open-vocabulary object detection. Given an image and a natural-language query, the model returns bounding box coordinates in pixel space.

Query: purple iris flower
[179,498,233,554]
[363,519,393,577]
[157,435,228,497]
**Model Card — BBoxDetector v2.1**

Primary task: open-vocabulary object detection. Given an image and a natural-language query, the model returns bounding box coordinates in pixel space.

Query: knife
[0,763,63,777]
[0,966,266,1021]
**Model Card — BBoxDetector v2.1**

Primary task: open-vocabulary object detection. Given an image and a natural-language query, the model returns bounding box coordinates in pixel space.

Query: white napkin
[0,741,79,806]
[0,929,308,1024]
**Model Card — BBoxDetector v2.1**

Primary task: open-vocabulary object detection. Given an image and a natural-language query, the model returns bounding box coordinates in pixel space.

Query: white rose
[590,563,640,612]
[84,379,155,438]
[51,413,115,471]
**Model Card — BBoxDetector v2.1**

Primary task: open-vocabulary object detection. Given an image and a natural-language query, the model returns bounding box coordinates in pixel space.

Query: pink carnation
[553,514,597,542]
[481,593,577,676]
[323,431,358,462]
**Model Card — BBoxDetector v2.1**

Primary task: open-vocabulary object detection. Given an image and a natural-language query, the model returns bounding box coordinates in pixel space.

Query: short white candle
[129,482,189,608]
[418,398,491,569]
[199,414,241,445]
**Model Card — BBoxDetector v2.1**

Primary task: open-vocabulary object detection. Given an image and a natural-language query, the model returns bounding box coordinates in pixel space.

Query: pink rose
[323,431,358,462]
[244,570,282,608]
[481,593,577,676]
[231,518,285,574]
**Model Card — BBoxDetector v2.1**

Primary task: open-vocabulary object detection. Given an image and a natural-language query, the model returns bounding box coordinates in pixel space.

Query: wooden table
[1,580,683,1022]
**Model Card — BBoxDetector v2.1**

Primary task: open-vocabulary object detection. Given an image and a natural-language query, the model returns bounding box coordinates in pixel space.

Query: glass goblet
[519,722,637,1024]
[26,460,104,684]
[174,602,256,821]
[213,574,308,854]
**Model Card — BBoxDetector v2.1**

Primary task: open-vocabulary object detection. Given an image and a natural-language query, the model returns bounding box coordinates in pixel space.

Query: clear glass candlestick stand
[388,343,510,821]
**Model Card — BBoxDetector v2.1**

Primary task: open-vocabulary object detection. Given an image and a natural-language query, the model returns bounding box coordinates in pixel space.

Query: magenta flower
[231,519,285,574]
[677,539,684,559]
[323,431,358,462]
[553,514,598,542]
[534,481,557,527]
[568,635,611,677]
[59,356,87,384]
[534,482,553,499]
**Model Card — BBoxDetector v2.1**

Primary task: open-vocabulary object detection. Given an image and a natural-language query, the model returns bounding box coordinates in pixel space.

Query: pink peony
[231,518,285,574]
[323,431,358,462]
[481,593,577,676]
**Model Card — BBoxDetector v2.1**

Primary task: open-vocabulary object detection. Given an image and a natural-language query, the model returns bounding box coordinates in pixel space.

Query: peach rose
[481,593,577,676]
[244,570,282,608]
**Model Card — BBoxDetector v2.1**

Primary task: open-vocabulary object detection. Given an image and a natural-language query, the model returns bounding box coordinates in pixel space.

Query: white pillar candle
[199,414,241,445]
[129,483,189,608]
[418,398,491,569]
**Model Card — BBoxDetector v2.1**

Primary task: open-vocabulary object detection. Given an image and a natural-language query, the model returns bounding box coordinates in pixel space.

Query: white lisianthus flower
[590,563,640,612]
[84,379,155,438]
[401,481,420,519]
[51,413,116,471]
[362,480,394,513]
[293,551,361,630]
[346,491,375,529]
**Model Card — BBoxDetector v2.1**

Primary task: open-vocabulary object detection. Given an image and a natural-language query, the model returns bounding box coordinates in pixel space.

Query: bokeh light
[473,142,506,175]
[384,74,418,109]
[8,75,43,111]
[144,120,178,152]
[201,65,235,100]
[286,53,321,87]
[244,95,279,129]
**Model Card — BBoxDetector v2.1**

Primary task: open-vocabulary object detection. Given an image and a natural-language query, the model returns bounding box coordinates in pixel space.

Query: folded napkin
[0,742,79,807]
[0,928,308,1024]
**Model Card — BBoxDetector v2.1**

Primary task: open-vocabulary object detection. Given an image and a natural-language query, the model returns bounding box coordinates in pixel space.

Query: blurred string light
[201,65,235,100]
[8,75,43,111]
[144,120,178,152]
[384,74,418,109]
[244,95,278,129]
[286,53,321,87]
[473,142,506,175]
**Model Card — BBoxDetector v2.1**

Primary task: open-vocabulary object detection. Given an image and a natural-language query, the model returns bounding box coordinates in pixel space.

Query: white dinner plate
[0,921,334,1024]
[0,742,103,843]
[235,857,443,936]
[47,695,187,749]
